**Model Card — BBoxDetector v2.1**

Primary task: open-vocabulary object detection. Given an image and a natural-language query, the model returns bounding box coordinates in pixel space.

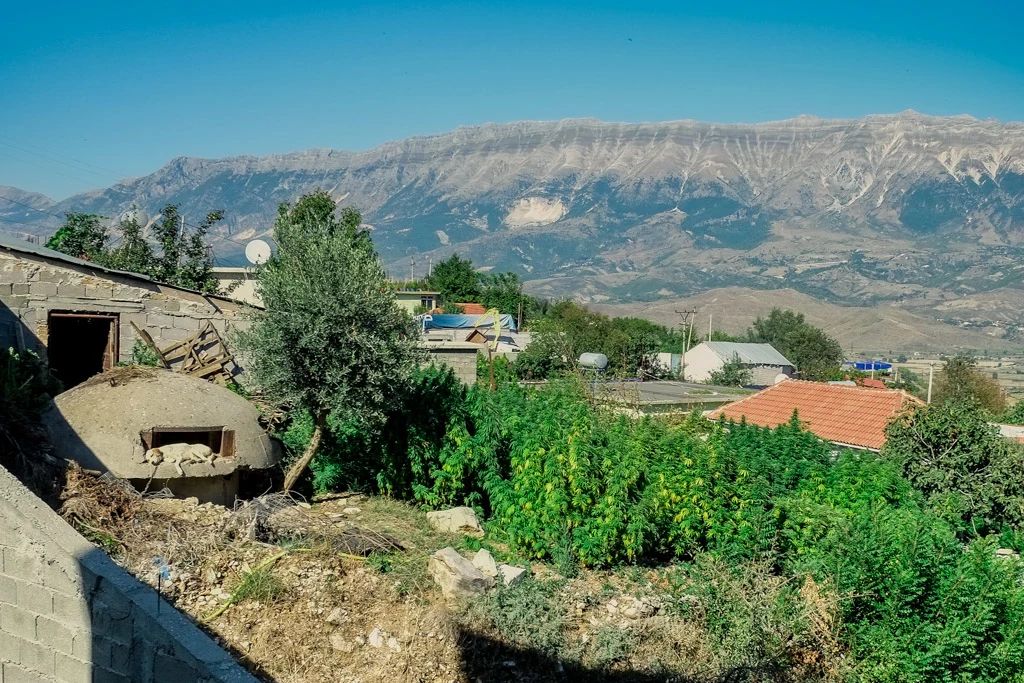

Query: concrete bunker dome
[42,368,281,503]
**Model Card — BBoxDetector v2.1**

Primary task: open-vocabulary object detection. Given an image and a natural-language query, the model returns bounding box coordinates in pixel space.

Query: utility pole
[409,257,415,283]
[428,257,432,278]
[177,215,185,267]
[708,313,713,342]
[927,362,934,404]
[676,309,697,381]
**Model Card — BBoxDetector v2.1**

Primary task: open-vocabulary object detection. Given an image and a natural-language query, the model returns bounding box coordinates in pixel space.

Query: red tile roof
[858,378,888,389]
[708,380,922,450]
[456,303,487,315]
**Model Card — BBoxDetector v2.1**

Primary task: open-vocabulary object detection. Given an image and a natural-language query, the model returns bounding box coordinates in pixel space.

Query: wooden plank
[130,321,170,368]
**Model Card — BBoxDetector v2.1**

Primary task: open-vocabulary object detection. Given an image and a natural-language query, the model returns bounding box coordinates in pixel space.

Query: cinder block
[28,283,57,297]
[32,270,61,284]
[48,602,89,634]
[146,313,176,329]
[0,603,36,640]
[172,314,197,330]
[156,327,188,342]
[35,617,74,655]
[15,583,51,616]
[10,284,28,295]
[158,299,180,312]
[17,641,53,676]
[91,666,131,683]
[106,640,132,673]
[56,285,86,298]
[0,629,22,663]
[0,575,15,603]
[2,662,50,683]
[152,652,201,683]
[54,652,91,683]
[85,284,114,298]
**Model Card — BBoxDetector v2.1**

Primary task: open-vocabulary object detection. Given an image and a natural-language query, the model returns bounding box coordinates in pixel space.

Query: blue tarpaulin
[845,360,893,371]
[417,313,518,332]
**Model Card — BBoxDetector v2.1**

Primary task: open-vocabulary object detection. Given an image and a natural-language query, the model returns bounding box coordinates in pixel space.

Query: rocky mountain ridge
[3,112,1024,346]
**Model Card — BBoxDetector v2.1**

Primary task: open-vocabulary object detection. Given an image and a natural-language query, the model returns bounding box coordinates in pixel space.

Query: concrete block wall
[0,464,258,683]
[0,251,247,365]
[426,346,479,385]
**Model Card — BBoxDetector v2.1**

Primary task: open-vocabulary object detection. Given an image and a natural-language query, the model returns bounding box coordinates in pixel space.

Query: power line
[0,135,122,179]
[0,194,64,218]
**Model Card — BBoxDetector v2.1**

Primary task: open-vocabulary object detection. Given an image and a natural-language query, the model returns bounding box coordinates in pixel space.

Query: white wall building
[678,341,795,386]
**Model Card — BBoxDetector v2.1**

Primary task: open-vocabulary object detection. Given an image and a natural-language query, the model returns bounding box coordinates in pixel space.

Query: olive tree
[236,193,420,491]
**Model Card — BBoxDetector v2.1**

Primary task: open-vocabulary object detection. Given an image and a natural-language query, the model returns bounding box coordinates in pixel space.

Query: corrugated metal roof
[0,233,154,282]
[702,342,794,367]
[0,233,250,305]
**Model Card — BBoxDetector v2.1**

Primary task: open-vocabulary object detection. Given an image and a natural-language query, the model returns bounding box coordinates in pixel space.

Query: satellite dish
[118,207,149,227]
[245,239,272,265]
[774,373,790,385]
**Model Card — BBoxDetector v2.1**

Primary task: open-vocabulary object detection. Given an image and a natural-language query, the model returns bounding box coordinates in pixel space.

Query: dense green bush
[883,400,1024,534]
[280,374,1024,682]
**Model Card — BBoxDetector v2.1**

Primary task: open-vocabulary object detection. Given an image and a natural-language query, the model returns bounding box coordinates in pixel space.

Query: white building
[677,342,795,386]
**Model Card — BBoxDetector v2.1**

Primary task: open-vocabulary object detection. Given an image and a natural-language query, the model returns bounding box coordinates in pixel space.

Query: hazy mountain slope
[4,112,1024,347]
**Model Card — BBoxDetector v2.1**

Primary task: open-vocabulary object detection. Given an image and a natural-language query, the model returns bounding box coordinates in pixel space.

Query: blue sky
[2,0,1023,199]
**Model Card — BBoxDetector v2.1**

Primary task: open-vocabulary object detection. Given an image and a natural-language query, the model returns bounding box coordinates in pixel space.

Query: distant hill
[4,112,1024,350]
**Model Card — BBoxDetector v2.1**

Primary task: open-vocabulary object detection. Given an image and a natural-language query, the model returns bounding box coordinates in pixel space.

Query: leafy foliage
[883,400,1024,534]
[236,193,420,489]
[708,353,753,387]
[933,354,1007,415]
[45,213,108,261]
[425,253,482,307]
[45,206,222,293]
[746,308,844,381]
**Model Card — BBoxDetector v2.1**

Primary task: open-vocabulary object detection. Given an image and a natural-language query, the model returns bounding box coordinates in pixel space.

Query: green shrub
[883,400,1024,534]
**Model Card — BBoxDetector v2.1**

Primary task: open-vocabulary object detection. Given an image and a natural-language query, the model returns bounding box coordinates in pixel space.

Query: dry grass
[65,478,846,683]
[80,364,159,388]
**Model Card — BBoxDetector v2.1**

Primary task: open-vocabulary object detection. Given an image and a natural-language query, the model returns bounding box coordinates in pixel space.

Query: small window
[141,426,236,459]
[420,296,435,309]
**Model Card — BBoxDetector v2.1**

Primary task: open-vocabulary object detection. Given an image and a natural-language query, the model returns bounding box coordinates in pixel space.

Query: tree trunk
[282,412,326,493]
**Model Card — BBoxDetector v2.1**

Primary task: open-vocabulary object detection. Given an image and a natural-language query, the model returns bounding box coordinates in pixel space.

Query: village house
[0,235,250,388]
[677,341,795,385]
[708,379,923,451]
[394,289,439,314]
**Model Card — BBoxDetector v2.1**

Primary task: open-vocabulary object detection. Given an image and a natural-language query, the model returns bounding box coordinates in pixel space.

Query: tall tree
[235,194,419,491]
[746,308,844,381]
[148,205,223,293]
[45,213,108,261]
[933,354,1007,415]
[425,253,482,306]
[104,213,154,275]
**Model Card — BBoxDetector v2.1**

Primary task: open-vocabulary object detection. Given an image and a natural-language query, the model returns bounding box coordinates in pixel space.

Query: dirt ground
[59,466,834,683]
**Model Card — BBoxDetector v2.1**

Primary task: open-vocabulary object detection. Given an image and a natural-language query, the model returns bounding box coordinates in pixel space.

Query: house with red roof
[708,379,923,451]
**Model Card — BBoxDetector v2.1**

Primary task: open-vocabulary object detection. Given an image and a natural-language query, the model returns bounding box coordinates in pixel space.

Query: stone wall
[0,249,247,366]
[424,344,479,385]
[0,464,258,683]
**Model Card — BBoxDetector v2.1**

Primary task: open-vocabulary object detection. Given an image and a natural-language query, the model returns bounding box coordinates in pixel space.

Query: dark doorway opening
[47,312,119,389]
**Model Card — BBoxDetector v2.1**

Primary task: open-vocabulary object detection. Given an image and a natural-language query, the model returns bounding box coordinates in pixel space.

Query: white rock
[472,549,499,577]
[428,547,494,600]
[387,636,401,653]
[329,631,355,653]
[326,607,346,625]
[426,507,484,537]
[368,628,385,648]
[343,507,361,514]
[497,564,527,586]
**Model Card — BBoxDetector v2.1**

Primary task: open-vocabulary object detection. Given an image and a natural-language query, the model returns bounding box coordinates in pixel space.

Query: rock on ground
[498,564,527,586]
[429,547,494,600]
[472,549,498,577]
[426,507,484,537]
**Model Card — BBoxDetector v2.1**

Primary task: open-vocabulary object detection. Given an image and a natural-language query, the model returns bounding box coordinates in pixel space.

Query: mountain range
[4,111,1024,352]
